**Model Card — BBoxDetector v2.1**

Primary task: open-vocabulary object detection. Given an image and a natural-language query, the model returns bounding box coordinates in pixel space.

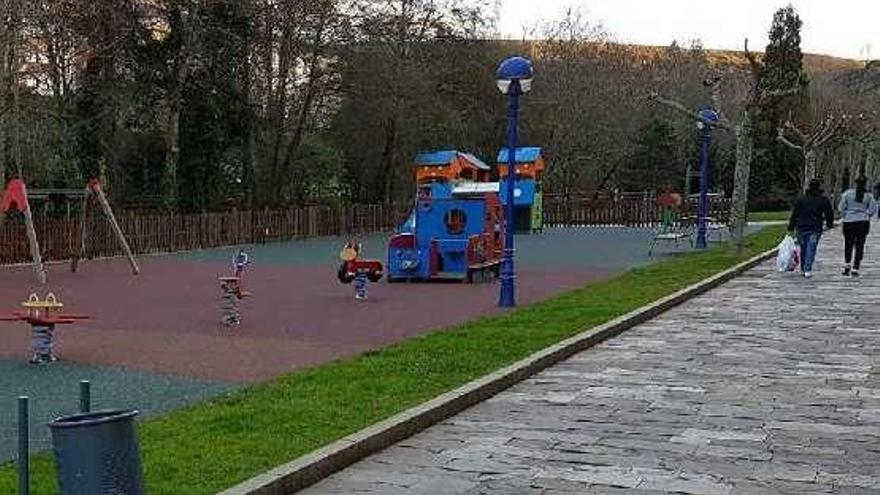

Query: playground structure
[497,147,546,234]
[387,151,504,283]
[0,293,88,364]
[0,178,138,284]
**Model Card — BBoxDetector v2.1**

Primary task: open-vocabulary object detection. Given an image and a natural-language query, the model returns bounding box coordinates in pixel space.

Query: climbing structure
[387,150,504,283]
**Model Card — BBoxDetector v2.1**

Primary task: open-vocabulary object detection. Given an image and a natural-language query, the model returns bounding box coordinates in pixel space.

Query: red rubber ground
[0,258,612,383]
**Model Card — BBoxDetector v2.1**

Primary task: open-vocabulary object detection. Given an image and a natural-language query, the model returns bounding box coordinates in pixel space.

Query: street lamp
[695,108,719,249]
[495,56,533,308]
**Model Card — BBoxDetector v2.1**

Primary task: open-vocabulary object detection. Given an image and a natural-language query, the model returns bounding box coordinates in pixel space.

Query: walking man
[788,178,834,278]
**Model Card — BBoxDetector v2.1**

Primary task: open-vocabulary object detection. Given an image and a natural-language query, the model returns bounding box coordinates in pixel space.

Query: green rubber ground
[169,226,760,270]
[0,359,235,462]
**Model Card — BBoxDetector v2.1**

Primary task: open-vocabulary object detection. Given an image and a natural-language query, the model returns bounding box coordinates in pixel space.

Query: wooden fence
[0,196,732,265]
[0,204,411,265]
[543,195,732,228]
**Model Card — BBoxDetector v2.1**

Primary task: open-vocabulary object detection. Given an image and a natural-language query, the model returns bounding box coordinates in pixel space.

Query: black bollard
[79,381,91,413]
[18,396,29,495]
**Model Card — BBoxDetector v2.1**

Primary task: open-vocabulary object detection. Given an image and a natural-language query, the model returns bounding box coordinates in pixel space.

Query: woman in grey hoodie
[838,176,877,277]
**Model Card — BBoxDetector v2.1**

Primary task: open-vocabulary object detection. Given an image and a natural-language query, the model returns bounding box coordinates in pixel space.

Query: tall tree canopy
[0,1,872,212]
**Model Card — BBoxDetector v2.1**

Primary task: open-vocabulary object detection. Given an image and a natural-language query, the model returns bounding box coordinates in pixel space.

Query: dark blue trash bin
[49,409,145,495]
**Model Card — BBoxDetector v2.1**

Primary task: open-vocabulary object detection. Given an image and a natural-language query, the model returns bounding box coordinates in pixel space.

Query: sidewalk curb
[217,246,779,495]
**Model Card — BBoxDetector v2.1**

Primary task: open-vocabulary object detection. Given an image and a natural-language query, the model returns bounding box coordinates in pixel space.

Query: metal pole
[22,206,47,285]
[90,181,139,275]
[696,125,711,249]
[71,193,89,273]
[80,380,91,413]
[499,84,520,307]
[18,396,29,495]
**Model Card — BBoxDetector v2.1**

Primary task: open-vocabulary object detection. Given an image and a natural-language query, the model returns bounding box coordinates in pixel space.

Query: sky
[497,0,878,60]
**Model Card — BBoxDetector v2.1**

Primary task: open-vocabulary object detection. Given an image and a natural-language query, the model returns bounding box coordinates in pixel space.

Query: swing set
[0,177,139,284]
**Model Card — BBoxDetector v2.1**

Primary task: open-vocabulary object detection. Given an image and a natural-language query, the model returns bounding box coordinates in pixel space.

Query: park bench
[648,210,693,256]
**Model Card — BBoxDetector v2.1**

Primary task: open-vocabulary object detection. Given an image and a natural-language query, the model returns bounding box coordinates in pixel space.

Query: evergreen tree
[176,1,251,212]
[751,4,811,205]
[622,119,680,192]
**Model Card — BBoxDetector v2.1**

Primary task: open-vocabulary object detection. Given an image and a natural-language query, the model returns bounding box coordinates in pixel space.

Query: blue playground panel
[497,147,543,163]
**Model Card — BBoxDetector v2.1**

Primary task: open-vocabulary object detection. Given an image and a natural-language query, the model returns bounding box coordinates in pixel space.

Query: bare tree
[776,114,846,191]
[0,0,25,184]
[650,39,800,252]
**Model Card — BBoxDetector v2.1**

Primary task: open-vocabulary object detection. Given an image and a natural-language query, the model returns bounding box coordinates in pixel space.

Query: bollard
[79,380,91,413]
[18,396,29,495]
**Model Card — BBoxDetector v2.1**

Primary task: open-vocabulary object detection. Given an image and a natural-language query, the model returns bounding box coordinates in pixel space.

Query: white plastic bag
[776,235,800,272]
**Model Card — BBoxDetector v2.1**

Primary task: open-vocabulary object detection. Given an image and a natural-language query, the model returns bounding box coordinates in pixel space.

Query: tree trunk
[866,146,877,181]
[379,119,397,204]
[164,0,199,210]
[730,112,754,253]
[163,103,180,209]
[803,148,817,192]
[831,150,843,206]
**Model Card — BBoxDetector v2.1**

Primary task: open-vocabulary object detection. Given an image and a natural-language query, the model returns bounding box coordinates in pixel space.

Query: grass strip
[0,226,784,495]
[748,210,790,222]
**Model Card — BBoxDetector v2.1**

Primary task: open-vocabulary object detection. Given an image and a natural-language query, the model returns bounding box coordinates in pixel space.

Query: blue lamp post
[695,108,719,249]
[495,56,533,308]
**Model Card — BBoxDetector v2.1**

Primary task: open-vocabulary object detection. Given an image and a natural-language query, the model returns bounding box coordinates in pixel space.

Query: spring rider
[337,241,383,300]
[219,250,251,327]
[0,293,89,364]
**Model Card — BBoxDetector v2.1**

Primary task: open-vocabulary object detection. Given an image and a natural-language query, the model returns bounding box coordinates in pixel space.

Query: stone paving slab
[298,226,880,494]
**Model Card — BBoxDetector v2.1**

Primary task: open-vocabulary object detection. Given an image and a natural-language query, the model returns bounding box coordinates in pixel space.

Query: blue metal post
[80,380,91,413]
[696,124,711,249]
[499,84,520,308]
[18,396,29,495]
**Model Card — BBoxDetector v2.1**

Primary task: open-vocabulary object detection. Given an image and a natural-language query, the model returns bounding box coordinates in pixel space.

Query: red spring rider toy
[337,241,383,300]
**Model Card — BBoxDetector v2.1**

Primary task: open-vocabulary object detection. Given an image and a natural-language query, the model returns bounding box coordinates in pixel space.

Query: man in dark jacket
[788,178,834,278]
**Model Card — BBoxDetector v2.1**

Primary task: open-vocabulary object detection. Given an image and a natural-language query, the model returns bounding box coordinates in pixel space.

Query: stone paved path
[299,227,880,494]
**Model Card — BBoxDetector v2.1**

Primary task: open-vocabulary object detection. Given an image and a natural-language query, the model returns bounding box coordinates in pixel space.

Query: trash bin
[49,409,145,495]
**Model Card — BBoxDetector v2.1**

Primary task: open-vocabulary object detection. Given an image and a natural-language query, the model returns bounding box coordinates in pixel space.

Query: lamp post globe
[695,108,719,249]
[495,56,533,308]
